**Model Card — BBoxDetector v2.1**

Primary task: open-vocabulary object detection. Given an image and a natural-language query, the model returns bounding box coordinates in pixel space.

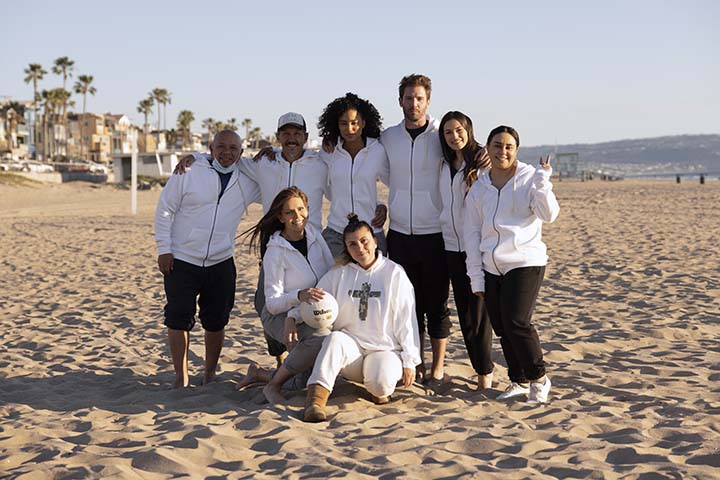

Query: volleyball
[300,293,339,330]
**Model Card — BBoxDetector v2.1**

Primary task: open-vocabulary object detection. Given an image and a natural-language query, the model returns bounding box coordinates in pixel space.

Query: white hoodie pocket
[184,227,211,251]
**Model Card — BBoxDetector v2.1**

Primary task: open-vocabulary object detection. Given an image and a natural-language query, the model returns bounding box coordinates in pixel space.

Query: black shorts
[163,257,236,332]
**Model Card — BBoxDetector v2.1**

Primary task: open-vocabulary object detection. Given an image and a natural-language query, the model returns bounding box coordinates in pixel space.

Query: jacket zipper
[203,175,223,266]
[304,240,319,283]
[287,161,293,188]
[409,140,415,234]
[350,154,355,214]
[450,168,461,248]
[490,187,501,274]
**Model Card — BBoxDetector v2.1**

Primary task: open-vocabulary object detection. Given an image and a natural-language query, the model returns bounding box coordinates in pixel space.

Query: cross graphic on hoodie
[348,282,381,321]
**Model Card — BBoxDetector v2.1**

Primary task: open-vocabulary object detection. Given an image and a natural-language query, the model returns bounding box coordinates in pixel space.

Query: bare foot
[236,363,273,390]
[202,370,217,386]
[415,364,427,384]
[173,376,189,389]
[262,383,286,405]
[476,372,494,391]
[275,352,288,369]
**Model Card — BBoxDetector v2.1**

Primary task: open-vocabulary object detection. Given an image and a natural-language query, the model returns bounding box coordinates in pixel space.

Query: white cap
[277,112,306,131]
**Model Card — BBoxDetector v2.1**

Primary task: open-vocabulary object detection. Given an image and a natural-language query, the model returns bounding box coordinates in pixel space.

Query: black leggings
[446,251,493,375]
[484,266,546,383]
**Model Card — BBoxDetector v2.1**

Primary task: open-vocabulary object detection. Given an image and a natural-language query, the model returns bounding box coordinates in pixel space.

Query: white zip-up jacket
[463,161,560,293]
[193,151,328,231]
[263,225,334,317]
[155,159,260,267]
[380,116,444,235]
[322,138,389,234]
[439,160,472,252]
[315,254,421,369]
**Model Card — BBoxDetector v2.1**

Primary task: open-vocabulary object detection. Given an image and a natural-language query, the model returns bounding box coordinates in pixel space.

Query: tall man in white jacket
[381,74,451,384]
[155,130,260,388]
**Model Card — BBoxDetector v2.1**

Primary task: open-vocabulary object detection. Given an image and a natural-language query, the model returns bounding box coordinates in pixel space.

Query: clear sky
[3,0,718,146]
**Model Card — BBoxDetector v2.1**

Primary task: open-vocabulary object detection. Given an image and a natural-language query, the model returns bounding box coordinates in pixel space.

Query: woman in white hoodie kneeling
[242,187,335,404]
[303,215,421,422]
[463,126,560,404]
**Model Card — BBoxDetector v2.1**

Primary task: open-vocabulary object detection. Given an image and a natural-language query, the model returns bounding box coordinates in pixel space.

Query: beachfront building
[0,101,33,161]
[35,114,68,162]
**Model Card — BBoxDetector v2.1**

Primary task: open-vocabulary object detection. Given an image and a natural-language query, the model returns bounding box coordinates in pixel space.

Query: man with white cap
[174,113,328,375]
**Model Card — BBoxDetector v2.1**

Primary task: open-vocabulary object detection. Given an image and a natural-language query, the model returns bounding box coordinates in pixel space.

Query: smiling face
[443,119,469,152]
[339,108,365,144]
[278,195,308,239]
[344,226,378,269]
[487,132,519,171]
[399,85,429,124]
[210,131,243,167]
[277,125,308,160]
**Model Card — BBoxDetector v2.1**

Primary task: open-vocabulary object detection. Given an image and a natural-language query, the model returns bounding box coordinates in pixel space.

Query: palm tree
[177,110,195,150]
[24,63,47,156]
[137,98,154,135]
[52,57,75,89]
[242,118,252,141]
[165,128,178,151]
[202,117,217,143]
[52,57,75,131]
[73,75,96,114]
[250,126,262,149]
[73,75,96,161]
[151,88,172,131]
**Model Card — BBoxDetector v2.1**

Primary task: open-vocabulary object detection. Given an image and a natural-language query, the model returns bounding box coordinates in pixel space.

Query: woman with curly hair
[438,111,494,390]
[317,92,390,258]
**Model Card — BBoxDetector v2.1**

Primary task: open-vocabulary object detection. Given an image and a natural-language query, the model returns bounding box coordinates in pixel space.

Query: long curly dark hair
[241,186,308,258]
[439,111,482,192]
[317,92,383,146]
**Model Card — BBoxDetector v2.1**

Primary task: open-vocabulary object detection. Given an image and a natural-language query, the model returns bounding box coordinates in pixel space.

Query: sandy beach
[1,176,719,479]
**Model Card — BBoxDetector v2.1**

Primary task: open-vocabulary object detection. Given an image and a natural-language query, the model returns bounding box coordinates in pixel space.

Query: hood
[266,224,321,251]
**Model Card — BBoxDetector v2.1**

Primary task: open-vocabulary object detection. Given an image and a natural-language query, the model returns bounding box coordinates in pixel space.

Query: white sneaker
[527,377,551,404]
[496,382,530,400]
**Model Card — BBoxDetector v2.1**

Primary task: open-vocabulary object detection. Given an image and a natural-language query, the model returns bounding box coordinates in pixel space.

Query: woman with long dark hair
[464,125,559,404]
[239,186,335,404]
[317,92,389,257]
[437,111,494,390]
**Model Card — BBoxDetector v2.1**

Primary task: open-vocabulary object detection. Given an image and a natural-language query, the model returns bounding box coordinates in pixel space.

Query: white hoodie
[463,161,560,293]
[193,151,328,231]
[439,160,475,252]
[155,159,260,267]
[322,138,389,234]
[263,225,334,316]
[380,116,444,235]
[315,254,421,369]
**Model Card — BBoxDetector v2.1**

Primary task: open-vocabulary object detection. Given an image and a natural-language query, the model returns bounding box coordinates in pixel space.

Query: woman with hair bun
[302,214,420,422]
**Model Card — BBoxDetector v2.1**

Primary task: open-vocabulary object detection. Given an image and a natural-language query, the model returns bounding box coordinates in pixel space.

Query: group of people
[154,73,560,422]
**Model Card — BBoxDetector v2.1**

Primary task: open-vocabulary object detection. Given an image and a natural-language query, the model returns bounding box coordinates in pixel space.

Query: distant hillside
[518,134,720,177]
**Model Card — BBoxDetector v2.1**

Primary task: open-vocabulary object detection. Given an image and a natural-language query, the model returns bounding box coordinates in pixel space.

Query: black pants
[446,251,494,375]
[163,258,236,332]
[387,230,451,339]
[484,266,546,383]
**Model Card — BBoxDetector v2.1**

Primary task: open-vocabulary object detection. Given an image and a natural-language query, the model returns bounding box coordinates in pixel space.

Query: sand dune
[1,178,718,478]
